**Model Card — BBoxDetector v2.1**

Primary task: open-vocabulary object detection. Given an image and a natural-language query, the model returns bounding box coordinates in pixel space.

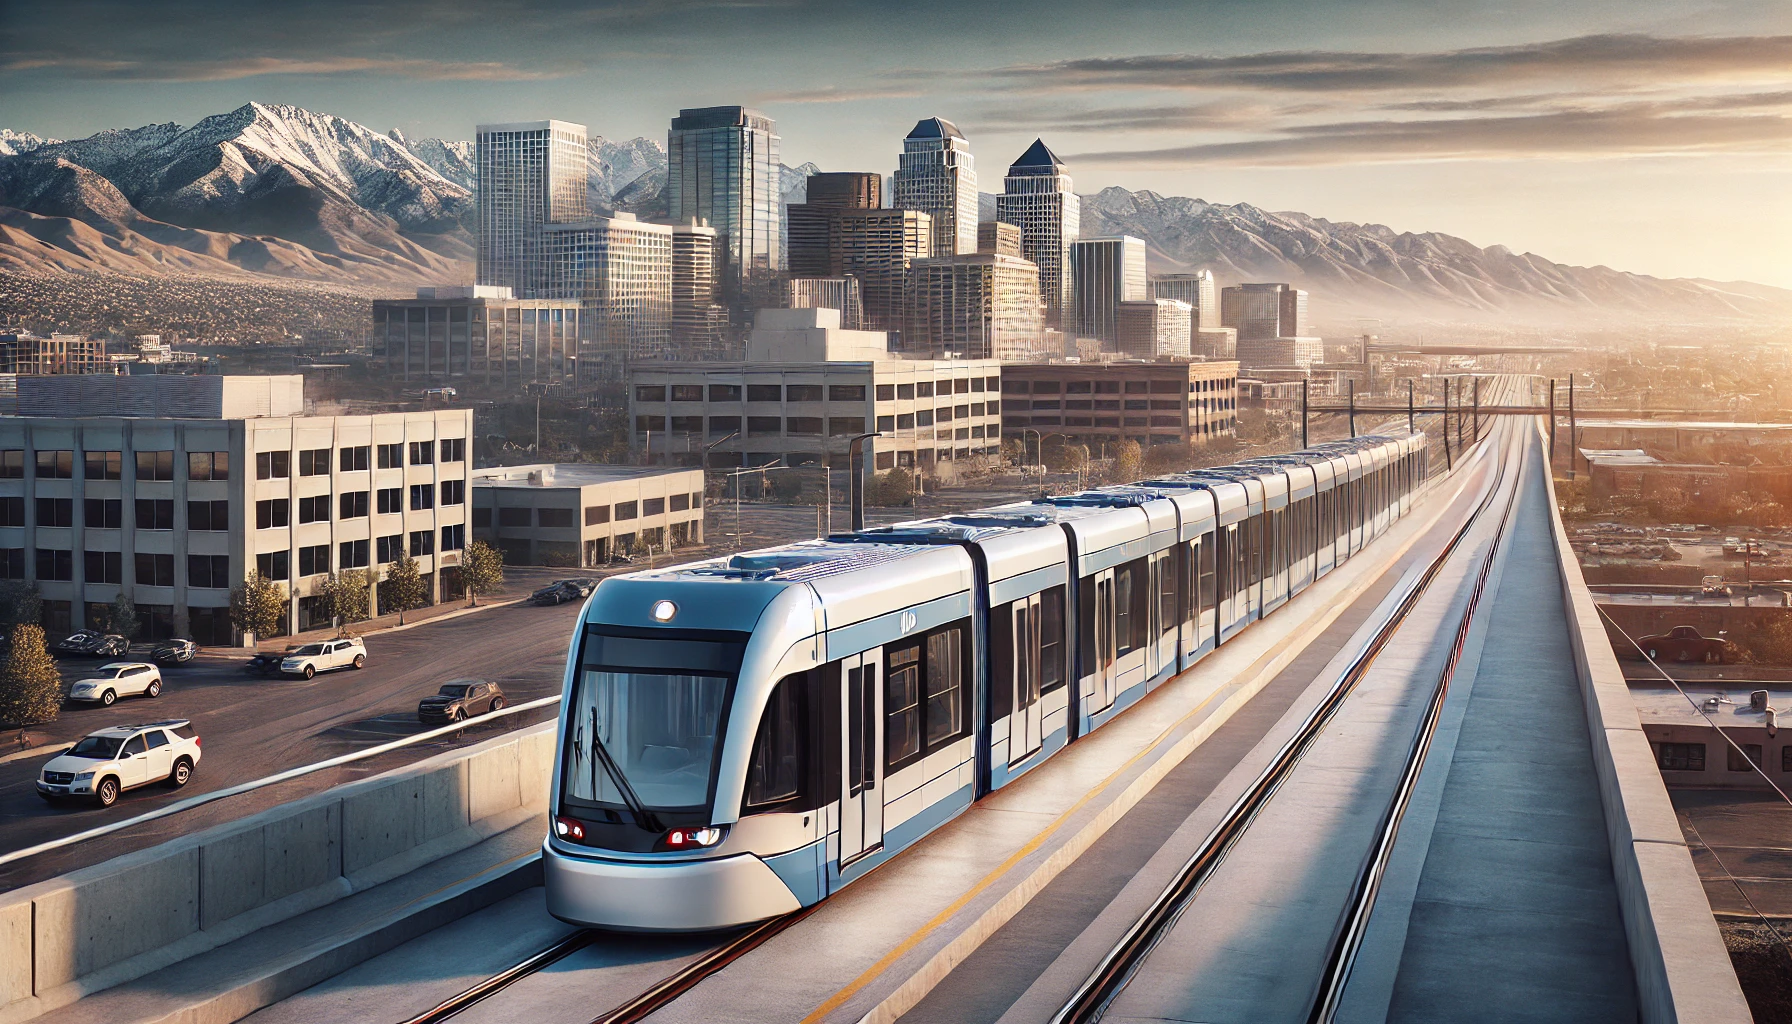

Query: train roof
[847,510,1069,584]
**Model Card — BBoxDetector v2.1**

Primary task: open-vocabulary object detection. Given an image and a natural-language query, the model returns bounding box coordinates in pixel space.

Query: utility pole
[535,394,541,455]
[1301,378,1309,448]
[1348,379,1356,439]
[1442,378,1453,470]
[1568,374,1577,479]
[1472,376,1480,443]
[1548,379,1557,470]
[1407,379,1414,435]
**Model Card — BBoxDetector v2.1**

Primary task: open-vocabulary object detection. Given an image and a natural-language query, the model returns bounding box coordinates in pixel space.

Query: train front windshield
[562,629,747,822]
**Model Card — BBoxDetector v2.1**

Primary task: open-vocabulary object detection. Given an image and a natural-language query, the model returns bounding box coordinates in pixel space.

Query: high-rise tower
[1070,236,1148,345]
[996,139,1079,331]
[667,106,782,314]
[475,120,589,296]
[893,117,978,257]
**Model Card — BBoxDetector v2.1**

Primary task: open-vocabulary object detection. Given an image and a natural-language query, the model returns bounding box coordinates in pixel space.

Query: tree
[868,467,915,507]
[0,625,62,730]
[381,551,429,624]
[319,570,371,630]
[461,541,505,607]
[0,580,41,634]
[1042,437,1089,474]
[98,594,139,639]
[1111,439,1143,485]
[230,570,286,643]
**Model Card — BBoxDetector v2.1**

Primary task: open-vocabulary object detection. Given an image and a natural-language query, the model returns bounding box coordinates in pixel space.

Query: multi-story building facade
[1220,283,1320,369]
[0,334,110,376]
[374,287,585,387]
[977,220,1023,258]
[0,375,472,642]
[667,106,782,311]
[1117,299,1193,358]
[894,117,979,257]
[787,171,882,277]
[996,139,1079,331]
[471,464,704,567]
[1070,236,1148,345]
[831,208,934,336]
[785,277,865,330]
[671,220,730,358]
[629,308,1001,473]
[539,213,674,366]
[905,253,1046,360]
[1000,359,1240,452]
[1152,271,1218,328]
[475,120,589,297]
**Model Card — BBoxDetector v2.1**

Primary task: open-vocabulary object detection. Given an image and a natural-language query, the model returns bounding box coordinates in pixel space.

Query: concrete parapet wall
[1539,427,1753,1024]
[0,724,555,1024]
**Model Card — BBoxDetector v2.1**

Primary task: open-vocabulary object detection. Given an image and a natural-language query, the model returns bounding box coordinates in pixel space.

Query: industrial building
[999,359,1239,450]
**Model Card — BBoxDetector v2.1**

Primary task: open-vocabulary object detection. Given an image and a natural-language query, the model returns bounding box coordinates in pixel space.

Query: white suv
[66,662,163,705]
[37,720,202,807]
[281,637,366,678]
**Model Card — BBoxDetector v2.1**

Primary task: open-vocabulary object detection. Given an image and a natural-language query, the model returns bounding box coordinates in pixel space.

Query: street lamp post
[845,433,884,532]
[1019,428,1041,477]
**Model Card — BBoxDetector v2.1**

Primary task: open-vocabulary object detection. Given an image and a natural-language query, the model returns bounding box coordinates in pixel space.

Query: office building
[1221,283,1320,369]
[894,117,979,257]
[905,253,1046,360]
[1000,360,1239,451]
[0,375,472,641]
[977,220,1023,258]
[785,277,865,330]
[1195,327,1238,360]
[671,220,730,358]
[787,171,883,277]
[1070,236,1148,345]
[1117,299,1193,358]
[0,334,110,376]
[1236,335,1325,369]
[996,139,1079,331]
[475,120,589,297]
[1151,271,1218,328]
[667,106,782,310]
[471,464,704,567]
[832,208,934,336]
[539,213,674,366]
[374,287,585,388]
[629,307,1001,473]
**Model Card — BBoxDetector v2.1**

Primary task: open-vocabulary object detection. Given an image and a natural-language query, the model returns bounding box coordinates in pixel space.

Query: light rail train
[543,433,1428,930]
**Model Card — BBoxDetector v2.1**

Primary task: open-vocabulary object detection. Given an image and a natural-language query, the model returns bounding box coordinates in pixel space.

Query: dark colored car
[1635,625,1740,664]
[531,581,588,605]
[418,680,507,724]
[553,578,598,597]
[245,646,299,676]
[52,631,130,657]
[153,638,199,665]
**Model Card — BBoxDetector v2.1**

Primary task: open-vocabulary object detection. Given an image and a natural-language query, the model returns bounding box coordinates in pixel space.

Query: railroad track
[1050,413,1523,1024]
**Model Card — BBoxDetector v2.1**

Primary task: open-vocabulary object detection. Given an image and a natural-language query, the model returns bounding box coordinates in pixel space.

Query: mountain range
[2,101,1786,323]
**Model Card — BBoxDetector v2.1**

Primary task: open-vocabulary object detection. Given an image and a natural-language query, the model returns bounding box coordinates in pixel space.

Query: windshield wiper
[586,707,664,834]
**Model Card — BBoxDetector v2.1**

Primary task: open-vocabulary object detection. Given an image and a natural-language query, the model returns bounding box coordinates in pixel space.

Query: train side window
[886,645,922,766]
[990,607,1014,720]
[925,626,966,748]
[1158,552,1176,633]
[745,672,807,809]
[1040,585,1066,693]
[1116,557,1149,655]
[1079,579,1097,674]
[1198,534,1216,613]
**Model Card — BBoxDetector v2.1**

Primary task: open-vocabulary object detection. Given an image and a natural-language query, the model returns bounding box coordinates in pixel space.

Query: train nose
[543,840,803,931]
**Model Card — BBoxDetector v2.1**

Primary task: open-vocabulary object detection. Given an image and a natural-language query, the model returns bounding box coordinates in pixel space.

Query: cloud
[985,34,1792,94]
[753,85,925,104]
[0,54,568,83]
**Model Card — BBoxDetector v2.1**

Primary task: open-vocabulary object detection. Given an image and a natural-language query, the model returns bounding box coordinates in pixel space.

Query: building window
[340,445,370,472]
[36,549,73,581]
[256,451,290,480]
[748,416,781,437]
[409,441,434,466]
[1728,744,1763,772]
[671,415,702,433]
[187,451,230,481]
[441,524,465,552]
[377,443,403,469]
[709,384,741,401]
[636,415,666,433]
[36,450,74,479]
[188,500,229,531]
[539,507,576,528]
[0,549,22,578]
[670,493,690,512]
[585,505,610,525]
[409,484,435,511]
[409,530,434,557]
[256,550,290,581]
[472,507,491,528]
[875,384,895,401]
[876,416,895,432]
[84,550,122,584]
[897,413,915,430]
[255,498,290,530]
[297,495,331,524]
[916,410,934,427]
[830,385,866,401]
[133,499,173,530]
[132,450,174,481]
[671,385,703,402]
[643,497,666,516]
[36,497,73,528]
[187,555,231,589]
[297,448,330,476]
[615,501,638,521]
[916,382,934,398]
[786,384,823,402]
[86,451,122,480]
[747,384,782,402]
[295,545,328,577]
[377,487,403,514]
[440,438,466,463]
[339,539,370,569]
[0,451,21,478]
[340,491,369,519]
[376,534,404,564]
[1656,742,1705,771]
[499,507,531,528]
[690,491,703,509]
[0,497,22,527]
[134,552,174,586]
[441,479,465,506]
[787,417,823,436]
[635,385,666,402]
[898,383,915,400]
[828,417,866,436]
[709,416,741,437]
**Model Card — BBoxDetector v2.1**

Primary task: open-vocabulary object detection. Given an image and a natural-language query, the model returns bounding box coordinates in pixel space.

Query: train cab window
[745,672,808,809]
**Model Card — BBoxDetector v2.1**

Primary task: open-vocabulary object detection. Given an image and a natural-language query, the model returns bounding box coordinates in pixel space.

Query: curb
[0,744,70,767]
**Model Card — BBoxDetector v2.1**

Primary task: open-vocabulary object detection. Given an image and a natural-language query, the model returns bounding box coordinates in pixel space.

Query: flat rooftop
[1631,684,1790,728]
[469,463,698,488]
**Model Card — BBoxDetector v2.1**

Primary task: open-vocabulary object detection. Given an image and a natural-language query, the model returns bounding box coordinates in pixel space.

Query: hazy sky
[4,0,1789,287]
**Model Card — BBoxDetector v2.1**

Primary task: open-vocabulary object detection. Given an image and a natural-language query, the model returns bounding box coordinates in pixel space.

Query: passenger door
[143,729,174,780]
[116,733,151,789]
[1010,597,1043,763]
[839,647,884,868]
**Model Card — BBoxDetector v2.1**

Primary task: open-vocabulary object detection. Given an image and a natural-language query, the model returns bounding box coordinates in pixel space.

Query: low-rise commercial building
[0,375,472,641]
[628,307,1002,473]
[1117,299,1193,358]
[1000,359,1239,450]
[471,464,705,567]
[374,286,585,388]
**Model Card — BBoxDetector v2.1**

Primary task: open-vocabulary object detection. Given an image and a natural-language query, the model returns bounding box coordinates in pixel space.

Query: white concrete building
[471,464,705,567]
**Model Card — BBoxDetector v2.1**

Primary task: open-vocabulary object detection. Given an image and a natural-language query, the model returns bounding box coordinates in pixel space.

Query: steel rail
[1050,418,1518,1024]
[397,929,598,1024]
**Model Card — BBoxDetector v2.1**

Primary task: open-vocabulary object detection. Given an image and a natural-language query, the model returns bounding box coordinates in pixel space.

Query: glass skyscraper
[996,139,1079,331]
[1070,236,1148,345]
[475,120,589,297]
[894,117,979,257]
[667,106,782,314]
[540,213,674,371]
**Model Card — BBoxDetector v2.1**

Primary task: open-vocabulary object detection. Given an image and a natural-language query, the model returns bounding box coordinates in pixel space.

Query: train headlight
[660,826,726,850]
[650,599,677,622]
